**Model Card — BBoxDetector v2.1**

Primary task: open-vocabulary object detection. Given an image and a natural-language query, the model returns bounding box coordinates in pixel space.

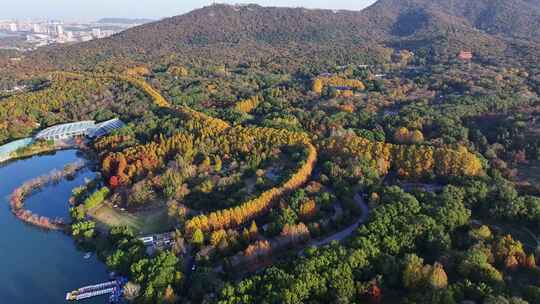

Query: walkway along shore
[9,160,87,230]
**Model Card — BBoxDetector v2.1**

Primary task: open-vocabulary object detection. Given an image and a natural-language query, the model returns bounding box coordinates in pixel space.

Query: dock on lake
[65,277,127,302]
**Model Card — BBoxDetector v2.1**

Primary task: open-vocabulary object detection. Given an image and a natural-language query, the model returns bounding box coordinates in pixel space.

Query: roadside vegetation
[2,9,540,302]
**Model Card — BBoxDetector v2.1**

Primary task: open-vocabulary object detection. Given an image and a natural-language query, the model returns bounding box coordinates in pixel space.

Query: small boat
[66,291,76,301]
[83,252,92,259]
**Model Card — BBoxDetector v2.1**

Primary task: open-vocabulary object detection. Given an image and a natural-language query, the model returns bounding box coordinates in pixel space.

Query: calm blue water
[25,167,95,220]
[0,150,109,303]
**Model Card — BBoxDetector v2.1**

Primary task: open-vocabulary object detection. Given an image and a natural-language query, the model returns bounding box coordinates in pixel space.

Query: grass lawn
[89,204,173,235]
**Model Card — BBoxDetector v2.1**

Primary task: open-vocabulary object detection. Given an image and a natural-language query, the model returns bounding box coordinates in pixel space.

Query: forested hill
[5,0,540,75]
[123,4,371,46]
[365,0,540,42]
[18,4,377,72]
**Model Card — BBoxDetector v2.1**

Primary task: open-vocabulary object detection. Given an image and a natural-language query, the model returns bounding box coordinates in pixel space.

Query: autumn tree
[168,66,189,77]
[191,229,204,247]
[505,255,519,271]
[428,262,448,289]
[394,127,410,144]
[523,254,537,269]
[248,221,259,240]
[403,254,426,289]
[162,285,178,303]
[235,96,261,113]
[210,229,226,247]
[299,199,317,220]
[312,78,324,94]
[244,240,271,261]
[281,223,310,245]
[410,130,425,144]
[366,283,382,304]
[171,229,186,256]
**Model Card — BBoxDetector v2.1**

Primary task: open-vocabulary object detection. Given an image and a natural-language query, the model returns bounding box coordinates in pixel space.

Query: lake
[0,32,19,38]
[0,150,109,303]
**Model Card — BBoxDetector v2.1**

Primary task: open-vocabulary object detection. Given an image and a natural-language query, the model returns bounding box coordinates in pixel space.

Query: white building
[80,35,93,42]
[101,30,115,38]
[8,23,18,32]
[56,25,64,37]
[65,31,74,41]
[91,28,101,38]
[33,23,46,33]
[16,22,33,32]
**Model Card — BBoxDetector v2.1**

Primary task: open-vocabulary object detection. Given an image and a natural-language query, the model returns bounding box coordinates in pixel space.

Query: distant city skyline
[1,0,378,21]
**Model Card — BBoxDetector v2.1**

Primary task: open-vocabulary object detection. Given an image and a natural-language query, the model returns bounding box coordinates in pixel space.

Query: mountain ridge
[4,0,540,75]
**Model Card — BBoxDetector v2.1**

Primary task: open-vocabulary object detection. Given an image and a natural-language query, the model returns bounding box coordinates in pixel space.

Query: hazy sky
[2,0,378,21]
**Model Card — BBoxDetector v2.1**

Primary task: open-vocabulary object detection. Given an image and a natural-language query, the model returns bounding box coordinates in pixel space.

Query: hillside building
[458,51,473,61]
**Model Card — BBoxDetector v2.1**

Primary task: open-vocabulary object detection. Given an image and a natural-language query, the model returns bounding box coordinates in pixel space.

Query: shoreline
[0,148,110,304]
[0,141,78,165]
[9,160,87,230]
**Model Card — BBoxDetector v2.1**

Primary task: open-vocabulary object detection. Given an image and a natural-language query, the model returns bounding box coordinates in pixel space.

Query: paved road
[310,193,369,247]
[214,193,370,274]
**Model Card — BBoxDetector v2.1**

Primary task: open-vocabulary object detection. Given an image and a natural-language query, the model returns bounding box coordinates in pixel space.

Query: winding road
[212,193,370,274]
[310,193,369,247]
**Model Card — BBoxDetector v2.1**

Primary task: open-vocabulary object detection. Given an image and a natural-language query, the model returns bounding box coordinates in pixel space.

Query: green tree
[70,205,86,222]
[432,186,471,231]
[71,220,95,239]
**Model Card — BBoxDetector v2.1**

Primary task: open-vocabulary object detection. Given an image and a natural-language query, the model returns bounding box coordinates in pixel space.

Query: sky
[1,0,378,21]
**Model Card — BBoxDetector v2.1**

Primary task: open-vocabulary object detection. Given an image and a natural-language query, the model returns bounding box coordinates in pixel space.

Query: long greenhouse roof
[34,118,125,140]
[35,121,96,139]
[89,118,125,138]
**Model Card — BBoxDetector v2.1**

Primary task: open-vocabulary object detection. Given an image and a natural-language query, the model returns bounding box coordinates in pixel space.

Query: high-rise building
[56,25,64,37]
[65,31,74,41]
[33,23,46,33]
[17,22,32,32]
[91,28,101,38]
[8,23,18,32]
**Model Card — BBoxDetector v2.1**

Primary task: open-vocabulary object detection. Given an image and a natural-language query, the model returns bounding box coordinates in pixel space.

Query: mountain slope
[364,0,540,41]
[358,0,540,65]
[5,0,540,75]
[19,4,379,72]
